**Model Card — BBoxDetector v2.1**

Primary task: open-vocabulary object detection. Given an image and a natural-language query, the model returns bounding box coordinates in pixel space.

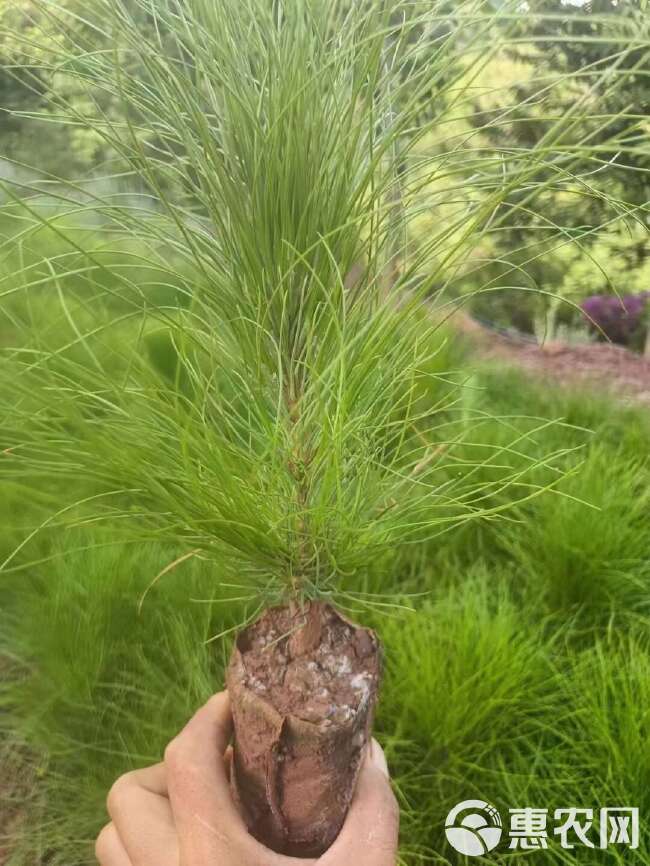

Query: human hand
[96,691,399,866]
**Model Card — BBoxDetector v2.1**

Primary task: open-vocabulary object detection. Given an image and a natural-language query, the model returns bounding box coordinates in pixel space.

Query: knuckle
[94,823,113,864]
[106,771,137,817]
[163,735,185,771]
[164,735,201,787]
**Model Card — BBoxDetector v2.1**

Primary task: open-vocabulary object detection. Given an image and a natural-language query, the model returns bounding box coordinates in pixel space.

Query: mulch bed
[456,313,650,405]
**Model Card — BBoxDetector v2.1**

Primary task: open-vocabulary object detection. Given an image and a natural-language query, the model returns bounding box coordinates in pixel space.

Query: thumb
[321,739,399,866]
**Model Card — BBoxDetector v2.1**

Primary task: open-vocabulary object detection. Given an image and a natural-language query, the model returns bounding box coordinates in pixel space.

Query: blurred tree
[0,0,162,180]
[1,0,100,176]
[464,0,650,333]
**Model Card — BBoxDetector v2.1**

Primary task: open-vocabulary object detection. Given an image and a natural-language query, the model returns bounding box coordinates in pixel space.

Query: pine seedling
[1,0,646,855]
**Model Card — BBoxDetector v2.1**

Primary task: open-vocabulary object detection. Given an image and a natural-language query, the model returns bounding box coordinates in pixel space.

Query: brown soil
[226,601,381,858]
[456,313,650,405]
[238,602,378,725]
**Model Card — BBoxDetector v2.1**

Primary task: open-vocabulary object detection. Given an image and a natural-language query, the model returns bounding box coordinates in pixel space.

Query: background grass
[3,298,650,863]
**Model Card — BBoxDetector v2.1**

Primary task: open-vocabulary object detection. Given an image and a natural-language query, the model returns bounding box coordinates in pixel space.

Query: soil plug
[226,601,381,856]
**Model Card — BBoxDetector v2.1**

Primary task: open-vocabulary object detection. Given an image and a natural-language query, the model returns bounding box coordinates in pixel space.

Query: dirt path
[456,314,650,406]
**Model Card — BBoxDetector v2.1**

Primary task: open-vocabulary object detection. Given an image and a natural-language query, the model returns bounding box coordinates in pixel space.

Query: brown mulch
[455,313,650,406]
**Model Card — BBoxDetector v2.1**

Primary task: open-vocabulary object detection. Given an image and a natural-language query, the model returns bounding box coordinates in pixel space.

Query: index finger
[164,692,248,845]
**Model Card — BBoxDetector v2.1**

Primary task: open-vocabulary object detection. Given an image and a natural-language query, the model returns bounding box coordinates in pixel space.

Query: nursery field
[2,221,650,865]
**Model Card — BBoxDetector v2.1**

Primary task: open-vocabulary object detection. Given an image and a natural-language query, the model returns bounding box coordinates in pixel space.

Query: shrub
[581,292,650,351]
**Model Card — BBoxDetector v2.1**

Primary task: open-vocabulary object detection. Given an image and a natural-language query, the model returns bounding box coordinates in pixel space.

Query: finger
[95,823,132,866]
[322,740,399,866]
[164,692,247,852]
[110,763,168,799]
[107,765,178,866]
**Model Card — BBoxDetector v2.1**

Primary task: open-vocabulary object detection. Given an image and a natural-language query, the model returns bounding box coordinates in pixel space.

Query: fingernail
[369,738,389,778]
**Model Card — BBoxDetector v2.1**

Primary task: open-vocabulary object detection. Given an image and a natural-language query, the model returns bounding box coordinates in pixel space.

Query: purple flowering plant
[581,291,650,349]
